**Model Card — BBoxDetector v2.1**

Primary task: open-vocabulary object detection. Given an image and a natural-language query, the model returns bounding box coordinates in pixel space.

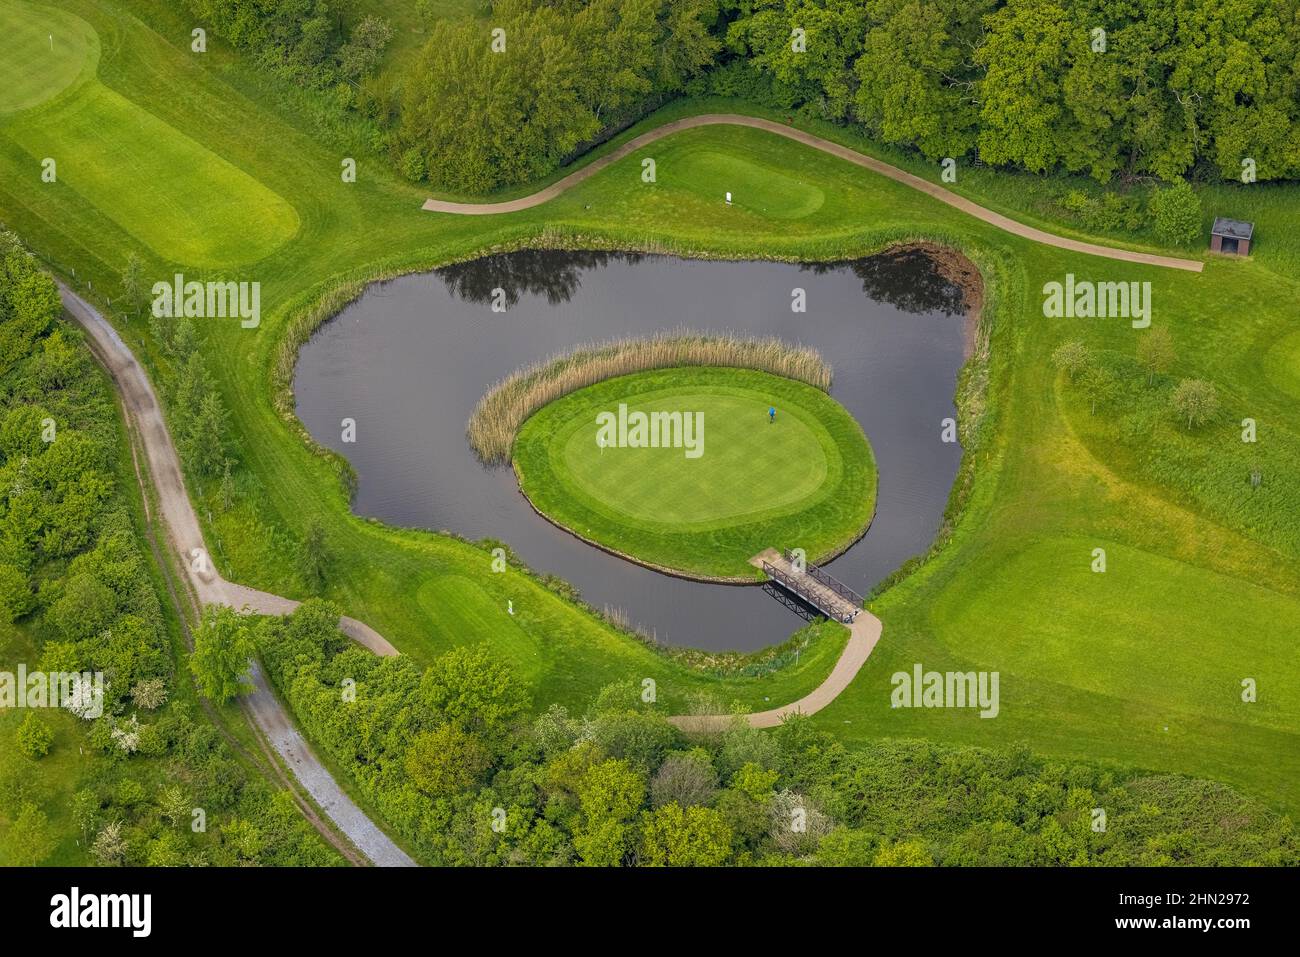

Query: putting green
[2,82,299,268]
[679,148,826,219]
[0,0,98,115]
[513,367,876,580]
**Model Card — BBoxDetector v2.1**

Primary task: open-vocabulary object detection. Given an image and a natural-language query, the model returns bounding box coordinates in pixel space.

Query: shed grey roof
[1211,217,1254,239]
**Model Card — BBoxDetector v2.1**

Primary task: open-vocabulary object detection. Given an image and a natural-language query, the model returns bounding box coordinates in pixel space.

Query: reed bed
[468,330,833,462]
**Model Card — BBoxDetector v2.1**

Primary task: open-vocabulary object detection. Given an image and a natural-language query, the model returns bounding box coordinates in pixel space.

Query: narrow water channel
[294,249,969,651]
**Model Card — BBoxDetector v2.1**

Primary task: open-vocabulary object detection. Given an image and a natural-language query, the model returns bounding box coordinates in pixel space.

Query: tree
[729,0,869,122]
[189,605,257,704]
[1051,340,1092,380]
[649,751,716,808]
[639,802,732,866]
[159,784,192,829]
[399,7,600,193]
[874,838,934,866]
[337,15,393,82]
[71,788,99,845]
[10,803,56,866]
[185,391,230,477]
[299,518,328,592]
[15,712,54,758]
[47,572,118,642]
[574,758,645,866]
[419,645,529,736]
[1137,327,1176,385]
[131,678,168,710]
[121,252,146,316]
[91,819,127,866]
[855,0,991,160]
[1079,363,1120,414]
[817,827,878,865]
[0,562,33,622]
[975,0,1073,173]
[404,724,492,798]
[1171,378,1220,430]
[1150,180,1202,246]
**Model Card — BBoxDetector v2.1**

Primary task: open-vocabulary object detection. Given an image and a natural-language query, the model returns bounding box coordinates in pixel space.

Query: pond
[294,248,971,651]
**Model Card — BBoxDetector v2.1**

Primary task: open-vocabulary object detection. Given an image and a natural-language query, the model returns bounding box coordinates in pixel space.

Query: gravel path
[60,283,415,867]
[423,113,1205,274]
[669,611,882,732]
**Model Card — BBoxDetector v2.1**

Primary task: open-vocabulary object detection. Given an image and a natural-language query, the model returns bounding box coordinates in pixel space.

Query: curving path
[60,283,415,867]
[423,113,1205,274]
[669,611,881,732]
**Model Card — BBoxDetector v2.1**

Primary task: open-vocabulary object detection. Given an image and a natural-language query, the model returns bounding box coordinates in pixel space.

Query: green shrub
[16,713,54,759]
[1150,180,1203,246]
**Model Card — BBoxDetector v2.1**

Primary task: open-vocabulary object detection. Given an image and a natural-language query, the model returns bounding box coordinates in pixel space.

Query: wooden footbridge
[751,548,863,623]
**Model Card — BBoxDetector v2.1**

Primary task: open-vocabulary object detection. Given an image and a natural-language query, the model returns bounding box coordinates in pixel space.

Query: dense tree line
[716,0,1300,183]
[391,0,1300,190]
[257,599,1297,866]
[194,0,1300,193]
[0,232,330,866]
[185,0,393,89]
[393,0,719,191]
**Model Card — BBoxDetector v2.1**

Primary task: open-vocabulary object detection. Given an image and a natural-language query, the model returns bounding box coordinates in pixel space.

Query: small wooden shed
[1210,217,1254,256]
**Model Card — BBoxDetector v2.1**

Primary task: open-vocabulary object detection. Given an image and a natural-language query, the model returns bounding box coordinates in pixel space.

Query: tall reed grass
[467,330,832,462]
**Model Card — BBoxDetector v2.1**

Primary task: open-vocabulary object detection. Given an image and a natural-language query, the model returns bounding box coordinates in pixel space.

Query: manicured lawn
[0,0,97,114]
[513,367,876,579]
[1263,330,1300,400]
[1,0,1297,818]
[3,81,299,268]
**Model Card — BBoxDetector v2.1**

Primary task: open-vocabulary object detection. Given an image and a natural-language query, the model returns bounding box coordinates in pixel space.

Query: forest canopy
[188,0,1300,191]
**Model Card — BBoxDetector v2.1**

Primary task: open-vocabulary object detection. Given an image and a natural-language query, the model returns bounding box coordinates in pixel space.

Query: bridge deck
[751,548,861,623]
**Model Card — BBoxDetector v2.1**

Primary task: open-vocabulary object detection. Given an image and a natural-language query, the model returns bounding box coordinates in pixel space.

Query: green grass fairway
[513,367,877,579]
[3,83,299,268]
[933,539,1300,735]
[0,0,97,114]
[1263,330,1300,400]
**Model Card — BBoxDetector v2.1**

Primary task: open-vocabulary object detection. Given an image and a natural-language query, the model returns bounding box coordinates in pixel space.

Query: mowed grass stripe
[3,82,299,268]
[931,538,1300,733]
[514,368,876,579]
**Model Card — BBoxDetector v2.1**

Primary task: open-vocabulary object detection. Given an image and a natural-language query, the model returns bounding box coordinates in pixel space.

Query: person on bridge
[768,406,776,424]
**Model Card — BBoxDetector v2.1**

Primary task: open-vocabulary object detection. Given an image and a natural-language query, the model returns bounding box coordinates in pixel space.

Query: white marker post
[725,191,732,205]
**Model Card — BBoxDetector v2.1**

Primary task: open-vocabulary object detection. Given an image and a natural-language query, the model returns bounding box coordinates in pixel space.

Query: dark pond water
[295,249,969,651]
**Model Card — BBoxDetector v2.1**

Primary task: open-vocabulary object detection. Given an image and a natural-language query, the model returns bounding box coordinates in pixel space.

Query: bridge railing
[781,550,863,608]
[762,559,860,623]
